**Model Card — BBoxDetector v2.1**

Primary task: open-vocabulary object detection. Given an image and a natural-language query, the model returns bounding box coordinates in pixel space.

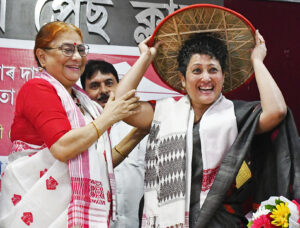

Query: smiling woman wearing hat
[116,4,300,228]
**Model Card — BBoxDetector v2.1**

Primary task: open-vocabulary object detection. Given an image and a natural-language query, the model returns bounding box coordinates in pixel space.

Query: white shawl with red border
[0,71,115,228]
[142,95,237,228]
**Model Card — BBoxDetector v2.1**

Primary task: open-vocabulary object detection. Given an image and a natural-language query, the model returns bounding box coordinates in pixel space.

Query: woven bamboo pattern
[152,6,255,93]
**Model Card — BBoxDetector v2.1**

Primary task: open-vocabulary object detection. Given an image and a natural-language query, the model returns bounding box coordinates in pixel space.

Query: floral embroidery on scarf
[40,169,48,178]
[12,141,46,153]
[71,178,106,205]
[202,166,219,191]
[89,179,105,202]
[11,194,22,205]
[21,212,33,226]
[46,176,58,190]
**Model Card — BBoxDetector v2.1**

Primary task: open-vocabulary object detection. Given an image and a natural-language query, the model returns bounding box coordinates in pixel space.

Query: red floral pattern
[40,169,48,178]
[201,166,219,191]
[46,176,58,190]
[21,212,33,226]
[12,141,45,153]
[72,177,106,205]
[89,179,105,200]
[11,194,22,205]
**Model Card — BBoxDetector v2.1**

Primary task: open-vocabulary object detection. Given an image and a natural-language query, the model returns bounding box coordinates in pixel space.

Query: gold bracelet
[90,121,101,138]
[114,146,127,158]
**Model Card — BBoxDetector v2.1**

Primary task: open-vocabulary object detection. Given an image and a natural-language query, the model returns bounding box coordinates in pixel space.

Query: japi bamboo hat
[149,4,256,94]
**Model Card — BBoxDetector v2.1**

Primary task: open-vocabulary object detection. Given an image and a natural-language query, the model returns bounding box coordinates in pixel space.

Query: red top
[11,78,72,148]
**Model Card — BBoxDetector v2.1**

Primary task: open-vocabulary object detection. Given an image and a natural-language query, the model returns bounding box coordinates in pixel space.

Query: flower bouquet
[247,196,300,228]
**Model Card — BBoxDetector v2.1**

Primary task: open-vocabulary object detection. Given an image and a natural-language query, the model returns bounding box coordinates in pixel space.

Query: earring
[38,66,44,72]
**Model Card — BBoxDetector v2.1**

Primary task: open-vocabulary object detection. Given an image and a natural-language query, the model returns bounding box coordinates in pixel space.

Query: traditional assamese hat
[149,4,256,94]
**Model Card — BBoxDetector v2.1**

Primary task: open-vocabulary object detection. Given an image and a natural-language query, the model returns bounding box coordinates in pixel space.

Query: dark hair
[80,59,119,90]
[177,33,228,77]
[34,21,83,67]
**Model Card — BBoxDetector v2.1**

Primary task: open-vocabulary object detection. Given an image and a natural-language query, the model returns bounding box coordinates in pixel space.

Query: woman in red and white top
[0,21,140,228]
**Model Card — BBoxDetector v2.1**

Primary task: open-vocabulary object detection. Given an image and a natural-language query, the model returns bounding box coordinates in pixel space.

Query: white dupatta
[0,71,116,228]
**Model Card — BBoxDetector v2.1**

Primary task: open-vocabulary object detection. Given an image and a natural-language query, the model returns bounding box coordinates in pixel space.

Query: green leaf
[265,205,276,211]
[275,198,284,205]
[247,221,253,227]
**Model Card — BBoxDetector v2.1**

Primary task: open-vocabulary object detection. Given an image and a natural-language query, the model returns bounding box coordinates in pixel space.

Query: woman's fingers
[251,29,267,62]
[120,90,140,107]
[120,89,136,100]
[255,30,265,46]
[126,96,140,105]
[153,39,162,49]
[107,91,115,103]
[127,102,140,111]
[102,89,141,122]
[143,35,152,44]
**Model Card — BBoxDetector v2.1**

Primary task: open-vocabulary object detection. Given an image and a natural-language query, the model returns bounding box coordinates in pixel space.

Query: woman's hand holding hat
[138,36,161,62]
[251,30,267,63]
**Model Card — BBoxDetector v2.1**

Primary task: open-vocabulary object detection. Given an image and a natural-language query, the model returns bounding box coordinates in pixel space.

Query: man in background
[81,59,146,228]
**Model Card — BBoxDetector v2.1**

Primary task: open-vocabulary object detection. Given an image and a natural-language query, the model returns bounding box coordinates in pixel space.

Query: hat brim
[149,4,256,94]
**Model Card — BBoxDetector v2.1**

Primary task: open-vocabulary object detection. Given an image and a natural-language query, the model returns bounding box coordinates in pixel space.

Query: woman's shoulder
[18,78,57,99]
[21,78,55,91]
[232,100,260,110]
[232,100,261,129]
[16,78,60,109]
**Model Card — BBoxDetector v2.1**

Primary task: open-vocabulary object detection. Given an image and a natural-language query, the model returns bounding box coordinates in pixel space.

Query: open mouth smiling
[198,84,214,92]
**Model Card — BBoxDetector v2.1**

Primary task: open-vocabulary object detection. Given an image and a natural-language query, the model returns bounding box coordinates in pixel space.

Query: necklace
[71,91,85,114]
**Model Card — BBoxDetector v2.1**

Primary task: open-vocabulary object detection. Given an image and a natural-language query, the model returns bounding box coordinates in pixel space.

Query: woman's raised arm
[252,30,287,134]
[115,36,160,130]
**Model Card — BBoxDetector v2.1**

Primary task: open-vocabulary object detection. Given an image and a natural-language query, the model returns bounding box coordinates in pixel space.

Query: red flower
[252,214,276,228]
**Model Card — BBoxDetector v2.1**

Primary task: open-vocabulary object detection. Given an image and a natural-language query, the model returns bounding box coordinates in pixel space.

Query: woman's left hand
[251,30,267,63]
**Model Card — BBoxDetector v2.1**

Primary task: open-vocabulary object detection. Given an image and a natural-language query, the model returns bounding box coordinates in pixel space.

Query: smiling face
[36,30,87,92]
[180,53,224,111]
[85,71,118,108]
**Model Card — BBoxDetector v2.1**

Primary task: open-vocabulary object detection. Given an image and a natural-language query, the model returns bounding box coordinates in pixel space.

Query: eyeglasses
[44,43,89,57]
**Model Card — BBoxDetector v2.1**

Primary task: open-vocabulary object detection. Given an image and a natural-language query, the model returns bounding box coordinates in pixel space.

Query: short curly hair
[177,33,228,77]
